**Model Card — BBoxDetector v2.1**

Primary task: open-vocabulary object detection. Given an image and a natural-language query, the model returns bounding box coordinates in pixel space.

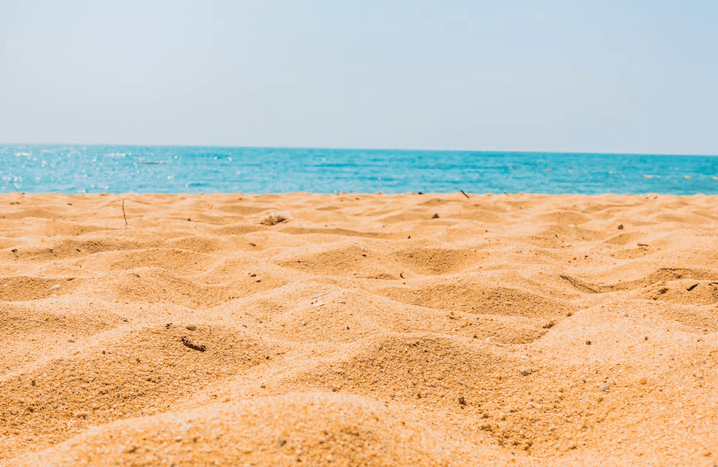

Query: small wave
[134,160,168,165]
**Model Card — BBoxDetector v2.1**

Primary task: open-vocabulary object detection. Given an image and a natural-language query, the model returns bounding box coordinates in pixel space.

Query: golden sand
[1,192,717,466]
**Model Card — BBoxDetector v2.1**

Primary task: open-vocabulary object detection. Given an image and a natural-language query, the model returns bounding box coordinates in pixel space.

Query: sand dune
[1,192,717,466]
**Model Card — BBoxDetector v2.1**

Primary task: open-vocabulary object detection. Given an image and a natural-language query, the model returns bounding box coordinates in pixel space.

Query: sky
[0,0,717,154]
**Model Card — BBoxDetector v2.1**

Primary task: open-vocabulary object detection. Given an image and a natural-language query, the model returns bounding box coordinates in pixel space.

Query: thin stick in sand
[122,198,129,227]
[460,190,470,199]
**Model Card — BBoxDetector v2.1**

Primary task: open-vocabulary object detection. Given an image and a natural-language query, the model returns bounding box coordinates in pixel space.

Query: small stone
[601,385,609,391]
[185,325,196,331]
[586,340,592,345]
[458,396,466,405]
[50,284,61,290]
[432,213,440,219]
[618,224,624,230]
[67,339,75,343]
[520,369,532,376]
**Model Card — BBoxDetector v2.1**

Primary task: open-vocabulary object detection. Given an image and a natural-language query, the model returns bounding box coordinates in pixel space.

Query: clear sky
[1,0,717,154]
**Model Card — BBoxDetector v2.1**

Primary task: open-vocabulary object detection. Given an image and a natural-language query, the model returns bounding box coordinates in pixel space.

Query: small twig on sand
[182,336,206,352]
[122,198,128,227]
[460,190,470,199]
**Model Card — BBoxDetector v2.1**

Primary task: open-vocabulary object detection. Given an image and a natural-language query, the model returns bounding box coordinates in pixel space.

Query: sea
[1,145,717,195]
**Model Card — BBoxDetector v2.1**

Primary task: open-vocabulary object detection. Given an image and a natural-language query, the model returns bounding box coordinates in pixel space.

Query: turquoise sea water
[1,145,717,195]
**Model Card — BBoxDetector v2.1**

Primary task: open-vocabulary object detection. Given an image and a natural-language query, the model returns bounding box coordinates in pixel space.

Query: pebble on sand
[520,369,532,376]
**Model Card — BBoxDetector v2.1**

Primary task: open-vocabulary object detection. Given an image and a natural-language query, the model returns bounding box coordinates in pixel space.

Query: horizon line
[1,142,716,158]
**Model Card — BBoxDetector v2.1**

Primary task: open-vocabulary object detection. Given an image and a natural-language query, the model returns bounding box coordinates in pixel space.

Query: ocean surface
[1,145,717,195]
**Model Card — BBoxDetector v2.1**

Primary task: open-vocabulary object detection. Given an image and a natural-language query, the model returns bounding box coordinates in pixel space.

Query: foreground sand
[1,192,717,466]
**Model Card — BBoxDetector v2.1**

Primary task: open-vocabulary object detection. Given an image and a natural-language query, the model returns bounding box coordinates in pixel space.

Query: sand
[1,192,717,466]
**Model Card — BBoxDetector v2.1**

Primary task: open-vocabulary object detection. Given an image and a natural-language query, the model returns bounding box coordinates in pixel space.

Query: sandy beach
[1,192,716,466]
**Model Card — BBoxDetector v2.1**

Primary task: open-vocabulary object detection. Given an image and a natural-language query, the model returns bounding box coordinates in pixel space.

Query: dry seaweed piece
[181,336,206,352]
[260,213,288,226]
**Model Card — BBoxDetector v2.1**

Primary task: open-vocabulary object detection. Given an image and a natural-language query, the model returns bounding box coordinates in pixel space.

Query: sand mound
[0,323,278,459]
[18,393,482,466]
[1,192,717,466]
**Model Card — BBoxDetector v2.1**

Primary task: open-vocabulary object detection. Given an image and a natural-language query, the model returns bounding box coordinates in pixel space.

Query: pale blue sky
[1,0,717,153]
